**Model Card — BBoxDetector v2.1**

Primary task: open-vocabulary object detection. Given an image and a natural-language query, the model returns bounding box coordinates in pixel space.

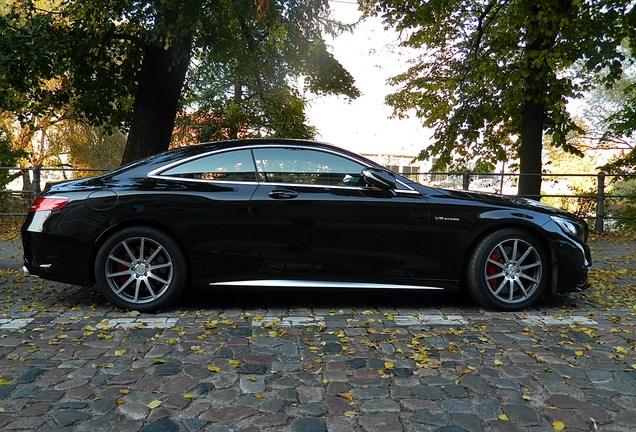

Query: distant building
[362,153,430,183]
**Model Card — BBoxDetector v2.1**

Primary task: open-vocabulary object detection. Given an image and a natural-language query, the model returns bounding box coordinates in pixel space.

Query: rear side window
[252,148,366,186]
[159,149,257,182]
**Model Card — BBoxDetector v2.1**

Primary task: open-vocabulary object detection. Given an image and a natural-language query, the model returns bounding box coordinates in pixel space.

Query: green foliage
[603,82,636,139]
[600,148,636,177]
[360,0,631,186]
[0,127,27,190]
[1,0,359,162]
[179,0,358,142]
[0,123,29,218]
[594,78,636,177]
[541,141,599,219]
[46,121,126,171]
[581,53,636,177]
[173,94,317,145]
[0,1,137,129]
[607,178,636,234]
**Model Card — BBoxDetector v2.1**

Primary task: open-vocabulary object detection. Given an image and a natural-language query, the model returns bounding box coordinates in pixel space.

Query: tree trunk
[230,83,243,140]
[516,0,572,199]
[120,42,190,165]
[517,101,544,199]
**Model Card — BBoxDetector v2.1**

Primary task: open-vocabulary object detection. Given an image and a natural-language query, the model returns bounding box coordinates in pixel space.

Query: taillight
[28,197,69,213]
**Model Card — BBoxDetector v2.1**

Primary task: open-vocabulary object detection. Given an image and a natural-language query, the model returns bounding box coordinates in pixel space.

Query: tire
[466,229,548,311]
[94,226,187,312]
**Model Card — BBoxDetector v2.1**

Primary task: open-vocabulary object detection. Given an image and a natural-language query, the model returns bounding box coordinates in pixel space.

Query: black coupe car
[22,139,591,312]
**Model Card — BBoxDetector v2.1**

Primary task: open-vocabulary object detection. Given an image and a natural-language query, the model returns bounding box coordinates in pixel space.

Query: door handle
[268,189,298,199]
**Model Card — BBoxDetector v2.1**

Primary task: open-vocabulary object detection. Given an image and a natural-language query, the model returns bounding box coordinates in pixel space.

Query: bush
[606,178,636,235]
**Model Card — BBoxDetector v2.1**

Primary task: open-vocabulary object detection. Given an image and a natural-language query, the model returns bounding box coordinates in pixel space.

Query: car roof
[106,139,380,179]
[171,138,349,157]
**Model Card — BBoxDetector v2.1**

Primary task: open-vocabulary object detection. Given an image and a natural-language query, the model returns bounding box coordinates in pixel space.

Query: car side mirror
[361,168,397,190]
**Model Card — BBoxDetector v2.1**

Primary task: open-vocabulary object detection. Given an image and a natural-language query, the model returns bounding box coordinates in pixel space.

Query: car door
[248,145,431,283]
[151,148,261,283]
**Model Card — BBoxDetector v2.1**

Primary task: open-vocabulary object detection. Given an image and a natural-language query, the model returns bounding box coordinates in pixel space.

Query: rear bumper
[21,232,94,287]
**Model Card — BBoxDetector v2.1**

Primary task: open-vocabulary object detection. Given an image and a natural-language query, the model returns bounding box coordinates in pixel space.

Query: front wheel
[466,229,548,311]
[94,226,187,312]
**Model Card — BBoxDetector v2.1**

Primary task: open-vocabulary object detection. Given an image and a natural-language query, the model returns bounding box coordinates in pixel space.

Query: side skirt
[209,280,446,290]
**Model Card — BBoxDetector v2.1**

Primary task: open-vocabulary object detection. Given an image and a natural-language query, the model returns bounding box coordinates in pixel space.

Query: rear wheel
[466,229,548,311]
[94,226,187,312]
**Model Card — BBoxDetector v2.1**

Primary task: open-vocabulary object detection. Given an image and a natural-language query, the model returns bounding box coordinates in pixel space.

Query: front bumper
[551,237,592,294]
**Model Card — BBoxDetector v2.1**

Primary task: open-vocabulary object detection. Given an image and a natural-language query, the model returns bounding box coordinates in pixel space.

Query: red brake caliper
[486,251,499,286]
[116,257,130,284]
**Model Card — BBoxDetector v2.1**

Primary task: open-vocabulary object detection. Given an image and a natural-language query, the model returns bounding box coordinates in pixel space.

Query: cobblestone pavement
[0,237,635,432]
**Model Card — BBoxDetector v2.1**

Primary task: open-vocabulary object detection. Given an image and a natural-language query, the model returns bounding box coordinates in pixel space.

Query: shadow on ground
[1,235,634,316]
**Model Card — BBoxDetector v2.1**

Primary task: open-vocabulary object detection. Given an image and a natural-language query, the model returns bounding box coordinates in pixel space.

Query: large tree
[175,0,360,143]
[0,0,358,166]
[361,0,633,198]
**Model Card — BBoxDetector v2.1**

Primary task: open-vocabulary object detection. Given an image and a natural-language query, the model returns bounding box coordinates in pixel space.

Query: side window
[252,148,366,186]
[159,149,257,182]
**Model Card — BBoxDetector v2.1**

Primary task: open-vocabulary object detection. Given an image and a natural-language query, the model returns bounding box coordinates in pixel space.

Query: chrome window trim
[148,144,416,192]
[149,176,261,186]
[148,147,258,181]
[395,188,420,195]
[394,179,416,192]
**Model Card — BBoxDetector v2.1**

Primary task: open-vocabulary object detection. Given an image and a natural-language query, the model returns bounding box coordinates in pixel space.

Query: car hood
[433,187,578,218]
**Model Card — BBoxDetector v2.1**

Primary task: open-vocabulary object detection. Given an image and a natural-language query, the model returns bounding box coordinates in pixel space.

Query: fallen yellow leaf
[338,392,353,401]
[147,400,161,409]
[613,346,628,355]
[208,365,220,373]
[498,414,509,421]
[553,421,565,431]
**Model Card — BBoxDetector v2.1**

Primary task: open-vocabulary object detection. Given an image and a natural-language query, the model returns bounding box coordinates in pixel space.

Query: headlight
[551,215,586,242]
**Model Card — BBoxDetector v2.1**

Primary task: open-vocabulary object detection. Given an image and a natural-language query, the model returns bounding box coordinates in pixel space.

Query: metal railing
[402,170,636,234]
[0,166,109,217]
[2,166,636,234]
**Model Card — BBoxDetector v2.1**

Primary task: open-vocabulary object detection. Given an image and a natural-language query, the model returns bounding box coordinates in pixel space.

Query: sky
[306,1,431,157]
